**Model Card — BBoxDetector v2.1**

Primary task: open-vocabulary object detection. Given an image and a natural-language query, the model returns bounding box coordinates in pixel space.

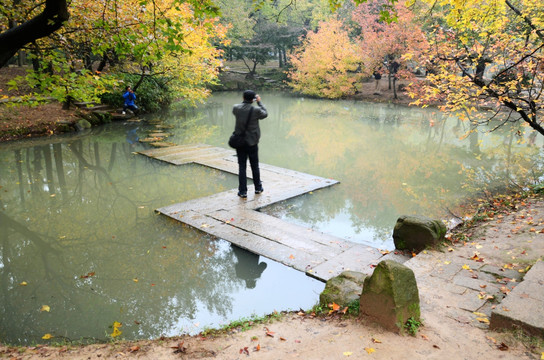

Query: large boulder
[319,271,366,307]
[359,260,420,334]
[393,215,446,252]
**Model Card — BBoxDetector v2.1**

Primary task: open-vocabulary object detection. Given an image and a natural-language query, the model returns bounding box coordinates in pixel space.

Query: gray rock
[75,119,92,131]
[359,260,420,334]
[319,271,366,307]
[393,215,446,252]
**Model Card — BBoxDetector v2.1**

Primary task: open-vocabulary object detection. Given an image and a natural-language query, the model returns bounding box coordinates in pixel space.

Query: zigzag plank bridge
[139,144,401,282]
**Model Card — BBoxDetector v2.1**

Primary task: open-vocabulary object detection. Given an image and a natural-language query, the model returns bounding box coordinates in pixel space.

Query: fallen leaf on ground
[254,344,260,351]
[462,264,470,270]
[328,302,340,313]
[171,342,187,354]
[486,336,497,344]
[497,342,509,351]
[364,347,375,354]
[20,281,28,286]
[40,305,50,312]
[42,333,53,340]
[371,338,382,343]
[343,351,353,356]
[128,346,140,353]
[421,334,429,340]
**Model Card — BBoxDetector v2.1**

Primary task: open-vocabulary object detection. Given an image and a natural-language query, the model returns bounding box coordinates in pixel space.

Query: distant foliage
[288,19,362,99]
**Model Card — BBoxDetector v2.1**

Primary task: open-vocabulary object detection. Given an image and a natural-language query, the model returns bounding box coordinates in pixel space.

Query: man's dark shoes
[255,186,264,194]
[237,192,247,198]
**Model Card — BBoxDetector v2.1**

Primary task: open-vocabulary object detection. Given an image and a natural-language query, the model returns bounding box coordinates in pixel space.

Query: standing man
[232,90,268,198]
[122,86,138,115]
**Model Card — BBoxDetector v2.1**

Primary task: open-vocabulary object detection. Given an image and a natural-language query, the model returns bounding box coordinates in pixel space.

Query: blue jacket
[123,91,136,106]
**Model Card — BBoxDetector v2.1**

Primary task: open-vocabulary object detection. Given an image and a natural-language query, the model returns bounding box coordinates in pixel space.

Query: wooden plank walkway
[139,144,399,282]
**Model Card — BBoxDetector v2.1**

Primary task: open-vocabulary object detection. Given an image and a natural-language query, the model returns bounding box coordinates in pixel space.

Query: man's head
[243,90,256,102]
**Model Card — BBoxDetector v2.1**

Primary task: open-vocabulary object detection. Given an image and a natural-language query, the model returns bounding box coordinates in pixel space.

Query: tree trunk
[0,0,69,67]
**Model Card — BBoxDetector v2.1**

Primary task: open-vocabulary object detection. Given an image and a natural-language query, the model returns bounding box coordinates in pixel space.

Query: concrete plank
[307,244,384,281]
[139,143,213,158]
[167,209,329,275]
[162,149,235,165]
[208,208,352,253]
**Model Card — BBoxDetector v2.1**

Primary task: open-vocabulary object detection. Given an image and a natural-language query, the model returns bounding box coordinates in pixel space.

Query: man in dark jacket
[232,90,268,198]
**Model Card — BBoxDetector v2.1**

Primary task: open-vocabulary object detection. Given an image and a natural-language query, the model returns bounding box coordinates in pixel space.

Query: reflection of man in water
[231,245,267,289]
[126,127,139,145]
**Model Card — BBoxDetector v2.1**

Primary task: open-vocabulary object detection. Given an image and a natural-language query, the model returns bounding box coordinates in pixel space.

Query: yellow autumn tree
[288,18,362,99]
[409,0,544,136]
[5,0,228,107]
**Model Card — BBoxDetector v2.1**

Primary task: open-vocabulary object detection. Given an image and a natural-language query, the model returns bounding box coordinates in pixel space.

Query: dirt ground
[2,66,542,359]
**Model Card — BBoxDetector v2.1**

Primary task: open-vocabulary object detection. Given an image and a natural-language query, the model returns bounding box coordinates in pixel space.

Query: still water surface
[1,91,542,344]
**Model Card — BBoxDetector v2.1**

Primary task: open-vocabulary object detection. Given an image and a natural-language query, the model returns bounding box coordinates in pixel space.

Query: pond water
[1,91,543,345]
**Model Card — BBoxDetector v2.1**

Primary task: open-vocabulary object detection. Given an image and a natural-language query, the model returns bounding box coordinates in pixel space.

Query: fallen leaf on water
[40,305,50,312]
[111,321,122,338]
[42,333,54,340]
[364,347,375,354]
